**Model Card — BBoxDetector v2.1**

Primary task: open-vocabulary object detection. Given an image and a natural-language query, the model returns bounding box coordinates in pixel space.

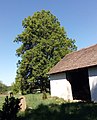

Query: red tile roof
[48,44,97,74]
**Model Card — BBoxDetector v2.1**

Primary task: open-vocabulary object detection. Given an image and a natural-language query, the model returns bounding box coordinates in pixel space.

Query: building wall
[88,66,97,102]
[50,72,73,100]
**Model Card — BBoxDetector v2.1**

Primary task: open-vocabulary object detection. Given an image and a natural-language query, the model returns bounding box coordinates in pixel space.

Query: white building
[48,44,97,102]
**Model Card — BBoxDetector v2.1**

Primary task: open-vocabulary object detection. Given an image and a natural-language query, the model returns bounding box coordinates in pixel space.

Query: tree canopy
[14,10,77,94]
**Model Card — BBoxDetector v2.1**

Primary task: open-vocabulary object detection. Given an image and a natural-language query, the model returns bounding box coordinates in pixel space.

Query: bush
[0,95,21,120]
[42,91,47,100]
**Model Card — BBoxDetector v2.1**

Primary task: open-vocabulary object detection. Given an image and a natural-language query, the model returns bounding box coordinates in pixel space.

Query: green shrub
[42,91,47,100]
[0,95,21,120]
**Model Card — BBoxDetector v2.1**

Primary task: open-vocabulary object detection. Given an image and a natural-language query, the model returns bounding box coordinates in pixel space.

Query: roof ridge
[65,43,97,57]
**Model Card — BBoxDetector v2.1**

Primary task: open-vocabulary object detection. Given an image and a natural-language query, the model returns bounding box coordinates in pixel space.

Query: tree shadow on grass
[18,102,97,120]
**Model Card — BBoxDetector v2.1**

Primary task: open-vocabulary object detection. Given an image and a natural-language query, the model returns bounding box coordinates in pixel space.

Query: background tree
[14,10,77,94]
[0,81,9,94]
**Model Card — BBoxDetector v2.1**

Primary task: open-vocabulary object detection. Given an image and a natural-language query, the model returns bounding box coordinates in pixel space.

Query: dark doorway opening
[66,68,91,101]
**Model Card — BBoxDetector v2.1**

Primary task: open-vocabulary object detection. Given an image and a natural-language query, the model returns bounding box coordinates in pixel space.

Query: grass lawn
[18,94,97,120]
[0,95,6,110]
[1,93,97,120]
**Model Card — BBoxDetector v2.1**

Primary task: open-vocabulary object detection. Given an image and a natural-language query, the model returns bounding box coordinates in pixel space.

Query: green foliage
[0,95,21,120]
[14,10,77,94]
[0,81,9,94]
[11,82,20,94]
[42,91,47,100]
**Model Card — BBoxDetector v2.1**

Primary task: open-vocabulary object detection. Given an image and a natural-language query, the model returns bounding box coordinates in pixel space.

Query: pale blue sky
[0,0,97,85]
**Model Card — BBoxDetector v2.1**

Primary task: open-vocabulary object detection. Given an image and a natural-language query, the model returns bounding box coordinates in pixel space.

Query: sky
[0,0,97,86]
